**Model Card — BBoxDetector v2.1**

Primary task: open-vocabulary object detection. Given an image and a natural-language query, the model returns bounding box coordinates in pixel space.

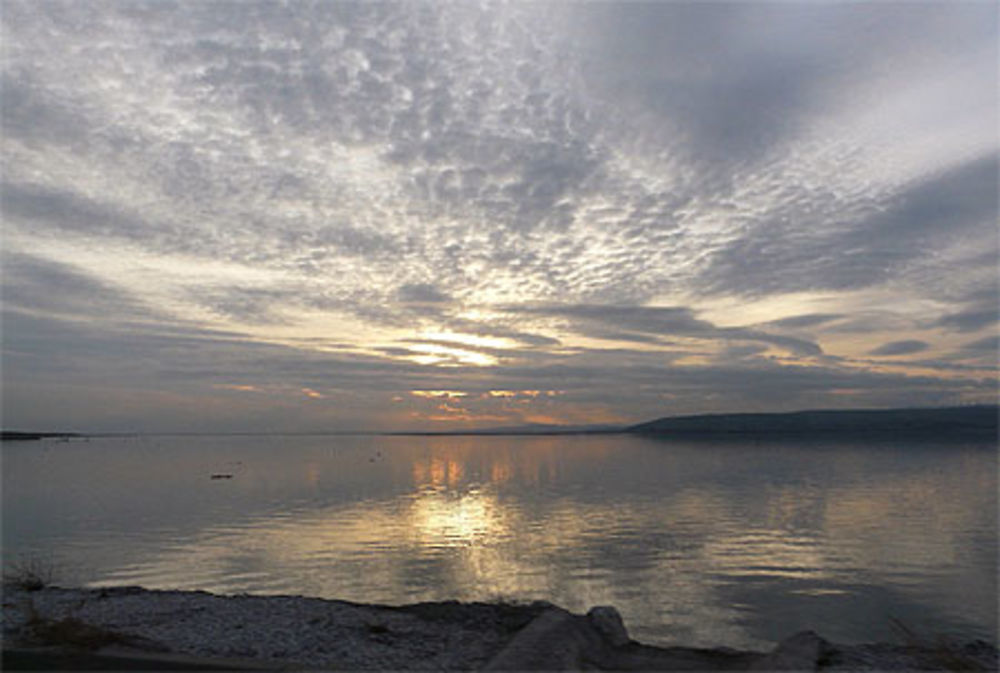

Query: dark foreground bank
[2,586,996,671]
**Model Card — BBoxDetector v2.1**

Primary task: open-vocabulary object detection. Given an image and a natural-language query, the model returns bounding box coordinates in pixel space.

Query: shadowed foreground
[3,586,997,671]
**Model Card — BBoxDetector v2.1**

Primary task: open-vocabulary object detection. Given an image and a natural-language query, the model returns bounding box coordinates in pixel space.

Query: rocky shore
[2,585,997,671]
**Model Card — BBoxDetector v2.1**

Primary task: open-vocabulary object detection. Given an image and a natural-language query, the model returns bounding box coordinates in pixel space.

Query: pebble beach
[3,584,997,671]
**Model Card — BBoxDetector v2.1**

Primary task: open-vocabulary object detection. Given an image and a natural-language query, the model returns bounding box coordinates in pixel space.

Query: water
[3,433,996,649]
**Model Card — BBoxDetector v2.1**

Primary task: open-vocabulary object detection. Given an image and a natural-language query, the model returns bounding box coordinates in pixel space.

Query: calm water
[3,434,996,649]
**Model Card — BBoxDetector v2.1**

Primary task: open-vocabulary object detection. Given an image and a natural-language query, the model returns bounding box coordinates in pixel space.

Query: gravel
[2,585,548,670]
[4,585,996,671]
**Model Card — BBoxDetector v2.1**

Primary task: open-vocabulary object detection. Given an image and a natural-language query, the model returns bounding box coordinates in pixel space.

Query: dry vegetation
[2,555,57,592]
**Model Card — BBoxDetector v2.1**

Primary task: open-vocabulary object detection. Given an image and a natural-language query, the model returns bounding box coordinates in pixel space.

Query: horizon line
[4,403,996,438]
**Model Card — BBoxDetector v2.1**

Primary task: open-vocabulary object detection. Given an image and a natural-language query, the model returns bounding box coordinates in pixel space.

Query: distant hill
[627,405,999,438]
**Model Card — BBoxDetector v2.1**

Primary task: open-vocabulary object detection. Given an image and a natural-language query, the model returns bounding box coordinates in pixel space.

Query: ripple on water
[6,434,996,649]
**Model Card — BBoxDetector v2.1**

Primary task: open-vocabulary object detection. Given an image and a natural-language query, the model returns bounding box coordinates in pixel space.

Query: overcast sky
[2,1,997,432]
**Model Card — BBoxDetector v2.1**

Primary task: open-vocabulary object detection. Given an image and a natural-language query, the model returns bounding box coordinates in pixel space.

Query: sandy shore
[3,585,997,671]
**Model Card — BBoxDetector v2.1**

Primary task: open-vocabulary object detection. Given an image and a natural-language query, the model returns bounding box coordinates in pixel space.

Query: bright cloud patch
[2,1,996,431]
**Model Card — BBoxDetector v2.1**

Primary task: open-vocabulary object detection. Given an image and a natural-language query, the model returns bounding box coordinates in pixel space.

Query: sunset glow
[1,1,995,432]
[3,5,996,662]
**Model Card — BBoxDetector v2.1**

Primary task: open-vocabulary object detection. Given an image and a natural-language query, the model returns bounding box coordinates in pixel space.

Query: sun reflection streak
[407,488,504,549]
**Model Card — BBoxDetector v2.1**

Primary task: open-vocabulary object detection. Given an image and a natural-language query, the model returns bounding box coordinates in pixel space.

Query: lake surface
[3,433,996,649]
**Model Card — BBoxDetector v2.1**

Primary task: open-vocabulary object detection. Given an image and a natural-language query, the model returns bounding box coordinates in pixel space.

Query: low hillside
[628,405,999,438]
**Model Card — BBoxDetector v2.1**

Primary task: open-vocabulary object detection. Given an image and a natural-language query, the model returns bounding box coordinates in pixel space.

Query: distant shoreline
[0,431,80,442]
[628,404,999,439]
[4,404,997,440]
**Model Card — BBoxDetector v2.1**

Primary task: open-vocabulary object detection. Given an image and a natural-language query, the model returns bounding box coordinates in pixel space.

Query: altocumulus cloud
[869,341,931,358]
[1,1,997,431]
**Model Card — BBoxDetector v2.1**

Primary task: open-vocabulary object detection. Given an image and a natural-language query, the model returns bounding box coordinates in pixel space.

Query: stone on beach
[587,606,630,647]
[2,586,997,671]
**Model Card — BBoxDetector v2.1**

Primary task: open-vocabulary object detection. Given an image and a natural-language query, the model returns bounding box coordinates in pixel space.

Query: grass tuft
[3,554,58,592]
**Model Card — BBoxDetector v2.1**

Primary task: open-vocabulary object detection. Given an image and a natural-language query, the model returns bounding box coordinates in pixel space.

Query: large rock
[752,630,833,671]
[587,606,630,647]
[484,606,632,670]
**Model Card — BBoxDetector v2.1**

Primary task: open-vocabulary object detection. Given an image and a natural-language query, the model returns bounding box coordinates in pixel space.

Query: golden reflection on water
[407,487,502,547]
[411,456,466,489]
[407,435,612,489]
[54,435,995,649]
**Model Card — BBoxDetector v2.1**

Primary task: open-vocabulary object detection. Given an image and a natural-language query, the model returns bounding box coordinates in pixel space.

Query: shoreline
[3,585,997,671]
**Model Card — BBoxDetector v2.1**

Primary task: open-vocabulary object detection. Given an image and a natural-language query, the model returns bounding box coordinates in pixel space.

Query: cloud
[4,300,993,432]
[764,314,844,330]
[868,340,930,357]
[5,1,995,315]
[962,335,999,353]
[0,72,95,147]
[2,182,152,243]
[699,154,999,297]
[188,286,300,326]
[433,317,562,349]
[509,304,823,357]
[569,3,997,165]
[1,251,157,321]
[934,309,999,334]
[397,283,451,304]
[570,3,824,162]
[1,1,996,430]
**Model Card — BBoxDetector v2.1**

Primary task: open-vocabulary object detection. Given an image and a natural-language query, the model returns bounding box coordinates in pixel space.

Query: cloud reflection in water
[4,434,994,650]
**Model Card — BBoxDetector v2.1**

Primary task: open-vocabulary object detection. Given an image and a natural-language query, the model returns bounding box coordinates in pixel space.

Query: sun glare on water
[408,488,505,548]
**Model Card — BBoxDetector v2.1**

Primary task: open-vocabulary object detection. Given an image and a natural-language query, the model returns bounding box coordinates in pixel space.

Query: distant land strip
[627,405,999,438]
[0,431,81,442]
[391,405,999,438]
[3,405,997,439]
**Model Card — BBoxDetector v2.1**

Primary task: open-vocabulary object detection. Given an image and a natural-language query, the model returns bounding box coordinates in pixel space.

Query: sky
[2,1,997,433]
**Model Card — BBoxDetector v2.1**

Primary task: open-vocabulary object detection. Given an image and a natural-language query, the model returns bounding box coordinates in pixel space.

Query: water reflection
[3,434,995,649]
